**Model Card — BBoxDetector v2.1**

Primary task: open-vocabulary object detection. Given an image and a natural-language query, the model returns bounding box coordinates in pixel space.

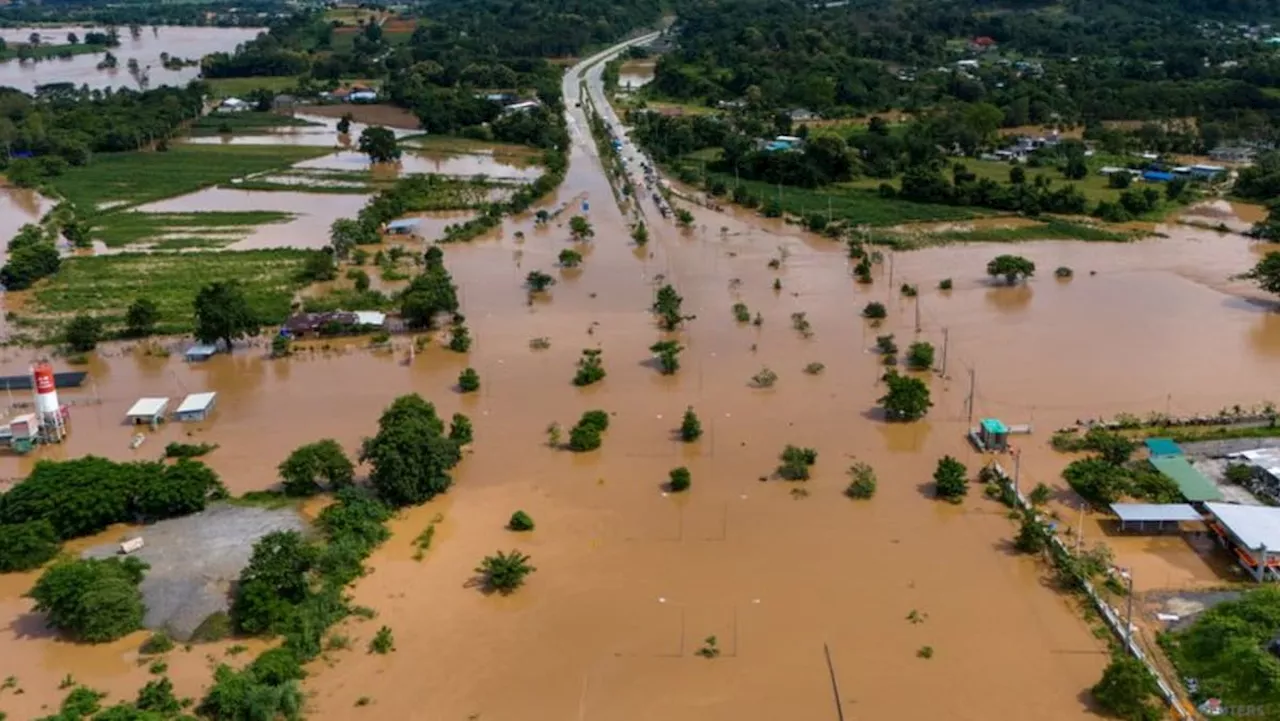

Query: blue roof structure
[764,141,790,152]
[980,418,1009,435]
[1143,170,1174,182]
[1145,438,1183,457]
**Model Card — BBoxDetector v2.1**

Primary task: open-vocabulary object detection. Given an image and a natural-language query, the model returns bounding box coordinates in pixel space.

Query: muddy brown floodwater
[2,93,1279,719]
[0,26,262,93]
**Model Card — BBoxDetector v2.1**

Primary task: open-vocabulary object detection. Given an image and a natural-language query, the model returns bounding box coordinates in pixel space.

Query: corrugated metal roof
[1150,456,1223,502]
[126,397,168,418]
[386,218,421,230]
[1110,503,1203,523]
[981,418,1008,434]
[1206,502,1280,551]
[176,392,216,414]
[1145,438,1183,457]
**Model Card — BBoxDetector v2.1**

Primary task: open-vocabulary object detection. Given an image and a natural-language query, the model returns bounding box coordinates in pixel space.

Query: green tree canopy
[28,557,148,642]
[878,371,932,421]
[278,439,355,497]
[358,125,401,164]
[64,313,104,352]
[193,281,259,351]
[986,255,1036,284]
[360,394,463,507]
[125,297,160,338]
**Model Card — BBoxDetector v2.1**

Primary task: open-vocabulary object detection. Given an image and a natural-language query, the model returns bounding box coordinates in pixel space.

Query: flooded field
[2,73,1279,720]
[132,187,370,250]
[184,112,418,148]
[294,149,543,182]
[0,26,261,93]
[618,58,656,90]
[0,184,51,262]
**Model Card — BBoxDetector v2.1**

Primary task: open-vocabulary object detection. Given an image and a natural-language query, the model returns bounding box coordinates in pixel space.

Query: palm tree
[475,550,536,594]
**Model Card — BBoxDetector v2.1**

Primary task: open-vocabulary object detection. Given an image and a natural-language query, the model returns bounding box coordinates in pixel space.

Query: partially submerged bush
[508,511,535,532]
[862,302,887,319]
[458,367,480,393]
[573,348,606,386]
[679,407,702,442]
[475,550,536,594]
[845,463,877,499]
[750,367,778,388]
[668,467,691,492]
[777,445,818,481]
[29,557,148,643]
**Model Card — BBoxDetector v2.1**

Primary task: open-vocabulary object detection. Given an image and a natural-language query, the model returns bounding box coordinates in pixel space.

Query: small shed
[1205,502,1280,581]
[354,311,387,327]
[1145,438,1183,458]
[1110,503,1203,533]
[386,218,421,235]
[126,397,169,425]
[185,343,219,362]
[174,392,217,422]
[978,418,1009,451]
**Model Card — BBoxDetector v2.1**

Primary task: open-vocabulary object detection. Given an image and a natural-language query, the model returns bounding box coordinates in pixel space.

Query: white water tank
[33,363,59,417]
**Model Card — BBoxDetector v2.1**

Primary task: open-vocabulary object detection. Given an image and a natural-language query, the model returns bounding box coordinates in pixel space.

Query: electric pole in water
[914,296,921,333]
[966,367,976,424]
[1124,570,1135,646]
[940,328,949,376]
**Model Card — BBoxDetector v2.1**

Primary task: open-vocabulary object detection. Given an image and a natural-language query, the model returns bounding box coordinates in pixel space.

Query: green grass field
[93,210,296,248]
[204,76,300,98]
[50,144,332,209]
[27,250,314,338]
[189,112,321,136]
[930,219,1133,243]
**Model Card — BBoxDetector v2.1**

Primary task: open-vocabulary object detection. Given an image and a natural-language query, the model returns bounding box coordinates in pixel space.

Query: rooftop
[176,392,217,414]
[126,397,169,418]
[1110,503,1203,523]
[1206,502,1280,551]
[981,418,1009,435]
[386,218,421,230]
[1150,456,1223,502]
[1145,438,1183,457]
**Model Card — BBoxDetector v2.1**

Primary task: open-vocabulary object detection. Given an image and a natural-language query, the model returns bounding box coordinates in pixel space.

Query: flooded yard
[132,187,370,250]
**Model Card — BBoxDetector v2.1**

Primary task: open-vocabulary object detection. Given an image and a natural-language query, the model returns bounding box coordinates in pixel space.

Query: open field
[50,144,333,210]
[189,112,321,136]
[203,76,300,98]
[24,249,316,337]
[93,210,296,248]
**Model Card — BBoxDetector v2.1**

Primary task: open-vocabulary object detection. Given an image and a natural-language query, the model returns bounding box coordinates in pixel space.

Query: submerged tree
[360,394,462,507]
[986,254,1036,284]
[632,222,648,245]
[557,249,583,268]
[933,455,968,501]
[458,367,480,393]
[573,348,606,386]
[358,125,401,164]
[906,342,934,371]
[475,550,536,594]
[29,557,148,643]
[64,314,103,352]
[679,406,702,442]
[568,215,594,241]
[878,371,932,421]
[653,284,694,331]
[125,297,159,338]
[526,270,556,292]
[1091,653,1163,721]
[649,339,684,374]
[1242,252,1280,296]
[278,439,354,497]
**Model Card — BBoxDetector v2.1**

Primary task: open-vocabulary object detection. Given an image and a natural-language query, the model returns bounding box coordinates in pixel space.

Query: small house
[126,397,169,426]
[215,98,250,113]
[1210,146,1257,163]
[977,418,1009,452]
[283,312,359,338]
[174,392,217,423]
[969,36,997,52]
[1189,164,1227,180]
[348,90,378,104]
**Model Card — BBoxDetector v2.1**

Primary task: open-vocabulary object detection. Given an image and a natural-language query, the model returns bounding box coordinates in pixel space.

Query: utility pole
[966,367,976,424]
[1013,449,1021,498]
[940,327,949,376]
[914,295,921,334]
[1124,569,1135,647]
[1077,502,1086,553]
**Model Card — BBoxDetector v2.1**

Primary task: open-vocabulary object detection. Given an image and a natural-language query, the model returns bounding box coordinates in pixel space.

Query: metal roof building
[126,397,168,425]
[386,218,421,234]
[1149,455,1223,502]
[1110,503,1203,532]
[174,392,217,422]
[1144,438,1183,457]
[1205,502,1280,581]
[184,344,219,362]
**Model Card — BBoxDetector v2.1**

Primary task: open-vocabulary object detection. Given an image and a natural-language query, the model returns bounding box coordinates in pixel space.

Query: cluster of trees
[28,556,148,642]
[0,223,60,290]
[0,456,226,572]
[0,2,284,28]
[360,394,465,507]
[1236,152,1280,239]
[1061,428,1180,506]
[0,83,204,174]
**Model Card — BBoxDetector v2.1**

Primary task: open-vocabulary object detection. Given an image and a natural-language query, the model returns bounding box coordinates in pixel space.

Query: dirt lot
[303,103,421,130]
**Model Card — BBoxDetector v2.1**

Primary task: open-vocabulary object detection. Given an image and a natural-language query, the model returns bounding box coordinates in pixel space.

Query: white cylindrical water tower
[32,363,60,417]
